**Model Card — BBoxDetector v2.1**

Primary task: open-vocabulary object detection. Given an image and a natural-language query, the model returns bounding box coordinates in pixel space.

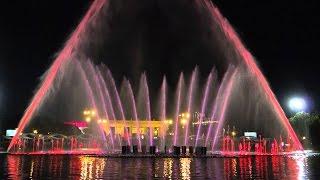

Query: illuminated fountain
[8,0,304,155]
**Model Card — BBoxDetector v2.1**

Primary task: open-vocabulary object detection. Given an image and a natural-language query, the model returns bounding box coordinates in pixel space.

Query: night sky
[0,0,319,131]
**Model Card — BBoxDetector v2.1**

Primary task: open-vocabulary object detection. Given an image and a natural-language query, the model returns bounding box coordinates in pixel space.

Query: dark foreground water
[0,153,319,179]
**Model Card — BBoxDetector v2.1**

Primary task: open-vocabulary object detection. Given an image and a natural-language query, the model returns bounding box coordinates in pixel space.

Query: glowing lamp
[165,119,173,125]
[288,97,307,112]
[33,129,38,134]
[181,118,187,125]
[85,117,91,122]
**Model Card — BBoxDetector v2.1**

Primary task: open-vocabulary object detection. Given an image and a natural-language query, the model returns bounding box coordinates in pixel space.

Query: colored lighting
[7,0,106,152]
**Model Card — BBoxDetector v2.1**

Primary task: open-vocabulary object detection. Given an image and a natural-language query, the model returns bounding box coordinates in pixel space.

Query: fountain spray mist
[202,0,302,150]
[8,0,107,152]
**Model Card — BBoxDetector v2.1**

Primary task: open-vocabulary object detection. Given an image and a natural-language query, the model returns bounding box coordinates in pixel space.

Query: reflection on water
[1,154,319,179]
[79,157,106,179]
[163,158,173,179]
[180,158,191,180]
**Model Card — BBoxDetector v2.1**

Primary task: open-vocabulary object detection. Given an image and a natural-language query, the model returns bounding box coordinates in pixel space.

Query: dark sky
[0,0,319,130]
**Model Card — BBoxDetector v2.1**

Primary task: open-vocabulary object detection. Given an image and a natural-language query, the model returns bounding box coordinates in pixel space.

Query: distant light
[302,136,306,140]
[6,129,17,137]
[33,129,38,134]
[231,131,236,137]
[85,117,91,122]
[180,118,187,125]
[185,113,190,119]
[288,97,307,112]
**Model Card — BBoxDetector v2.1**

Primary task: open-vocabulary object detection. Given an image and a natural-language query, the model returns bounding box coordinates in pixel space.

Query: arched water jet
[8,0,107,152]
[8,0,304,155]
[75,60,111,150]
[202,0,302,150]
[104,67,131,146]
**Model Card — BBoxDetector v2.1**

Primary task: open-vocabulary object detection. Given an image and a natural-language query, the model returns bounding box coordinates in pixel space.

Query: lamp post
[83,109,97,123]
[288,97,309,144]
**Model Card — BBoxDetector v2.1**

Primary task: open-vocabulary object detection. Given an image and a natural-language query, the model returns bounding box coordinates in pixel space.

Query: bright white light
[288,97,306,112]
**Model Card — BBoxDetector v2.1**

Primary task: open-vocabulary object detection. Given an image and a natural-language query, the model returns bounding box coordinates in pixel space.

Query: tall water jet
[8,0,107,151]
[76,60,111,150]
[173,73,185,146]
[211,67,238,151]
[96,68,117,149]
[85,61,117,148]
[205,66,236,147]
[160,76,167,149]
[143,73,153,146]
[195,71,213,147]
[104,67,131,146]
[99,73,116,121]
[126,79,142,150]
[184,67,198,146]
[202,0,302,150]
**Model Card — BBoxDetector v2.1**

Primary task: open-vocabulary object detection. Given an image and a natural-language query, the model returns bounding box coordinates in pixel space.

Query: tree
[290,112,320,150]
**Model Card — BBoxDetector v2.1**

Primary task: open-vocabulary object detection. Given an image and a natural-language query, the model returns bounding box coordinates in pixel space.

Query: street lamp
[288,97,307,112]
[83,109,97,123]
